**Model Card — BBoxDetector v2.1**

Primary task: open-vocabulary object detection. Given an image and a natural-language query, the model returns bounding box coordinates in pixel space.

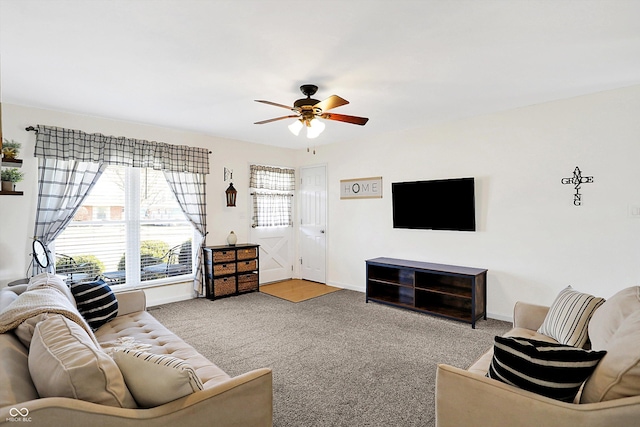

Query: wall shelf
[1,157,24,196]
[1,158,23,167]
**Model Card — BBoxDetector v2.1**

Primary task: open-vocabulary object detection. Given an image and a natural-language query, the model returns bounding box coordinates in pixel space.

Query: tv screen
[392,177,476,231]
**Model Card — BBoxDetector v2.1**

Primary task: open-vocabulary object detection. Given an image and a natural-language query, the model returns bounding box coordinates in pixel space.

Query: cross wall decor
[561,166,593,206]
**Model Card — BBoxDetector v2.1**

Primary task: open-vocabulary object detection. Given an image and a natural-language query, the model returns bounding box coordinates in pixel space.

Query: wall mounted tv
[392,177,476,231]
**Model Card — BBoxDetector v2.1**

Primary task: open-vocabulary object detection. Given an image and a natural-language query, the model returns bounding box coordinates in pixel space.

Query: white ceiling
[1,0,640,149]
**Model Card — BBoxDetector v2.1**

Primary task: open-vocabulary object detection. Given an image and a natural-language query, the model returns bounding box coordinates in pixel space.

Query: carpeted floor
[150,289,510,427]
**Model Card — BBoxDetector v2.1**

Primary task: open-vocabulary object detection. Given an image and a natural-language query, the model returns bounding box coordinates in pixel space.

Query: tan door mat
[260,279,341,303]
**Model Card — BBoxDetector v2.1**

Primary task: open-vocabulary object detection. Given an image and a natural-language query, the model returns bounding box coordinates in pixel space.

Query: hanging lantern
[225,182,237,207]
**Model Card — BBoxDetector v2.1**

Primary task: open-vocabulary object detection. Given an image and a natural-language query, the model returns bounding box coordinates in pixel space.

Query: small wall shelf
[0,157,24,196]
[1,158,23,167]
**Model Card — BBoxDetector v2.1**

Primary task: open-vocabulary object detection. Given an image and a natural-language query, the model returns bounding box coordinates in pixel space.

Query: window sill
[112,275,193,292]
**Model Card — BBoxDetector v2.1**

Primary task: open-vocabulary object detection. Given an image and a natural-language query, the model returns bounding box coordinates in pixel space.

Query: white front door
[250,225,293,284]
[299,165,327,283]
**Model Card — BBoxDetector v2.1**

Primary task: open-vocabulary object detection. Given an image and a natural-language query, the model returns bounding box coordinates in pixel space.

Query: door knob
[320,230,325,234]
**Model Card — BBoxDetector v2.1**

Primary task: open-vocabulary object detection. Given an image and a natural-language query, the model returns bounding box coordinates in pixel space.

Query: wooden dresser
[203,244,260,299]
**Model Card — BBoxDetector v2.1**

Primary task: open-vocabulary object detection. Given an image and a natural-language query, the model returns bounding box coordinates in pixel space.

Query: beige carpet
[260,279,341,302]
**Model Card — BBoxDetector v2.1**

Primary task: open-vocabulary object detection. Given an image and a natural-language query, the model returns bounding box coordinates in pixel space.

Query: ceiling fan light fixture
[288,119,303,136]
[306,118,325,139]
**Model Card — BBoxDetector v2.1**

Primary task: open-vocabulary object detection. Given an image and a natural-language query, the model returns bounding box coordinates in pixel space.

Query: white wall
[0,103,296,305]
[297,85,640,320]
[3,85,639,317]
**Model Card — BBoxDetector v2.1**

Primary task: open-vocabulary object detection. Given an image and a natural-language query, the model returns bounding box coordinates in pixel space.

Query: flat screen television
[392,177,476,231]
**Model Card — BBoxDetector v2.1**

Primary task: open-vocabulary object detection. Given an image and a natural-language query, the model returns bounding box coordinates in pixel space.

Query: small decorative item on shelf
[1,168,24,192]
[1,139,21,160]
[225,182,237,207]
[227,231,237,246]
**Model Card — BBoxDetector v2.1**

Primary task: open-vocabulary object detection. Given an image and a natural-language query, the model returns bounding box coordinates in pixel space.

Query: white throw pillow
[28,314,137,408]
[537,286,605,348]
[581,287,640,403]
[112,349,204,407]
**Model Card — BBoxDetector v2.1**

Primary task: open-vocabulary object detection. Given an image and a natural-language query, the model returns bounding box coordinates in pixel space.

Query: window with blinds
[54,165,194,286]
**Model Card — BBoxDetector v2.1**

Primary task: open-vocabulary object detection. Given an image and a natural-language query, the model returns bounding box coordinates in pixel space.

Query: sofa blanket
[0,280,97,345]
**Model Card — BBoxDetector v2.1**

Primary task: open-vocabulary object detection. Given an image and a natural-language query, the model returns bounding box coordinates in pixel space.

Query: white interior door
[299,165,327,283]
[249,225,293,284]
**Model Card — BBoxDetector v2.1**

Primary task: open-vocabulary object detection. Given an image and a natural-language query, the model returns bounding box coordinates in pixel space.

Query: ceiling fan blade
[255,100,294,110]
[314,95,349,112]
[254,115,299,125]
[321,113,369,126]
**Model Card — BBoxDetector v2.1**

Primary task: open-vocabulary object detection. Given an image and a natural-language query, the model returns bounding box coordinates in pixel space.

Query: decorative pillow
[112,349,204,407]
[28,314,137,408]
[581,309,640,403]
[537,286,605,348]
[488,336,606,402]
[588,286,640,350]
[71,279,118,329]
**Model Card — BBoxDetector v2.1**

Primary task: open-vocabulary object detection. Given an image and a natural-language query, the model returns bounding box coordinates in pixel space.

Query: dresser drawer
[238,273,258,292]
[213,263,236,276]
[237,247,258,260]
[213,250,235,263]
[213,276,236,297]
[237,259,257,273]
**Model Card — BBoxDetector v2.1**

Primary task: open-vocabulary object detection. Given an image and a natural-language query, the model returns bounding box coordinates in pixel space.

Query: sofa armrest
[114,290,146,316]
[512,301,549,330]
[435,364,640,427]
[1,368,273,427]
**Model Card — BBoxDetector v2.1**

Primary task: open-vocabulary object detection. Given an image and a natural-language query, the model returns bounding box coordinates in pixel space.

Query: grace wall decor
[340,177,383,199]
[561,166,594,206]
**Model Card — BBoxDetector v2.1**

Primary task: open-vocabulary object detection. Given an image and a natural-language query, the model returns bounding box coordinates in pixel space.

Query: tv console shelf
[365,257,487,328]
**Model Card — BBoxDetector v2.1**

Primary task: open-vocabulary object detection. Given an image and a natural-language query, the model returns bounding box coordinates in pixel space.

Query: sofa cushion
[488,336,606,402]
[96,310,231,388]
[537,286,605,348]
[0,332,39,407]
[581,308,640,403]
[28,314,137,408]
[71,279,118,330]
[112,349,204,407]
[588,286,640,349]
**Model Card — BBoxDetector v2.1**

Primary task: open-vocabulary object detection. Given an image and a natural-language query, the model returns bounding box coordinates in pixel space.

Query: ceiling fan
[254,84,369,139]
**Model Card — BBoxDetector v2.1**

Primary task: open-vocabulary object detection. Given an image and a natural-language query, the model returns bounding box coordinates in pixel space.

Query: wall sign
[340,176,383,199]
[561,166,594,206]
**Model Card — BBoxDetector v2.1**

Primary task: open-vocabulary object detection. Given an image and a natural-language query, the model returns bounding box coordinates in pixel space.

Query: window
[250,165,295,228]
[54,165,194,287]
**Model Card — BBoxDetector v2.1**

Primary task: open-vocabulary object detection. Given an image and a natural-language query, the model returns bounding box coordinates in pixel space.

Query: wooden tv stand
[365,257,487,328]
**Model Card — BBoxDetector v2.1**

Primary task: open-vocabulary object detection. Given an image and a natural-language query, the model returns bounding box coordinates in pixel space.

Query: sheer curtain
[32,125,210,293]
[250,165,295,228]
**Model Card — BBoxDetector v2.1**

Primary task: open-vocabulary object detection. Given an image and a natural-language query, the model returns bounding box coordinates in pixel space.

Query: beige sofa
[0,280,272,427]
[436,286,640,427]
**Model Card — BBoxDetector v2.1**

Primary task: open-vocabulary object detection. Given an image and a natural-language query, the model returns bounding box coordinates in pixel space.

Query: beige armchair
[435,300,640,427]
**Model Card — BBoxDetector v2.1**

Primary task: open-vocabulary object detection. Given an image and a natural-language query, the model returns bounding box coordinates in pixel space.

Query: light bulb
[288,119,303,136]
[306,118,325,139]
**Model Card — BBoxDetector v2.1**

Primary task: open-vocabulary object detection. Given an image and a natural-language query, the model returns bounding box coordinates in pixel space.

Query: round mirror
[33,239,50,269]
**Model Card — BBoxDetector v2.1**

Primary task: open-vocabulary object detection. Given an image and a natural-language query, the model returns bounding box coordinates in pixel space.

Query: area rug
[259,279,342,302]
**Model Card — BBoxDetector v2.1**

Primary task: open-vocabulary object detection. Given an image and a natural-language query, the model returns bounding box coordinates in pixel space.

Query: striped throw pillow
[537,286,605,348]
[70,279,118,330]
[488,336,606,402]
[112,349,204,407]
